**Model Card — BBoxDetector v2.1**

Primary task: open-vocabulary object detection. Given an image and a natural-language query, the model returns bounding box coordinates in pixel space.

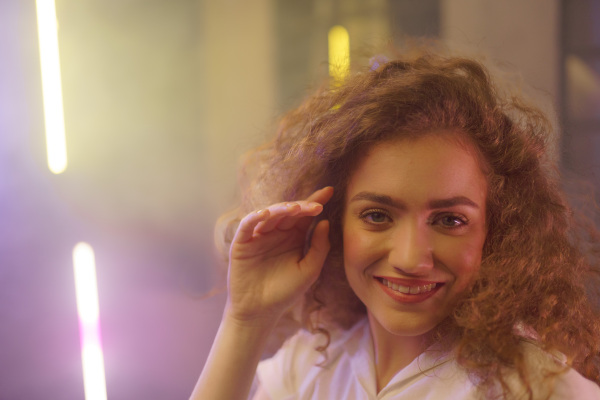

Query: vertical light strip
[36,0,67,174]
[73,243,107,400]
[328,25,350,84]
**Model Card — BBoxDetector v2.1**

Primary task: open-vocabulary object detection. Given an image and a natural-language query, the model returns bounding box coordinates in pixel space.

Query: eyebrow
[349,191,480,210]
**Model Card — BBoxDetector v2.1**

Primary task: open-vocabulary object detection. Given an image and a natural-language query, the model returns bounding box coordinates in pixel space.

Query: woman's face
[342,132,487,338]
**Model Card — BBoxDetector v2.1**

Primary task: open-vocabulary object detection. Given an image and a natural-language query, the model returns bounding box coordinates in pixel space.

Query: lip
[375,276,444,304]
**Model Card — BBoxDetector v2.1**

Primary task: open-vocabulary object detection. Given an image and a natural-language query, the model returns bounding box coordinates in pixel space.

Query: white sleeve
[549,368,600,400]
[516,341,600,399]
[256,340,296,400]
[255,329,323,400]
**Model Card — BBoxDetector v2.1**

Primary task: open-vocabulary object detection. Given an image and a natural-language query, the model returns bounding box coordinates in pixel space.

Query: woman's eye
[435,214,467,228]
[360,210,390,224]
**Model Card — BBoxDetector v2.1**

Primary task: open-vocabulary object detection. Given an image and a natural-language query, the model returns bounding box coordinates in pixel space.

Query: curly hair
[219,47,600,398]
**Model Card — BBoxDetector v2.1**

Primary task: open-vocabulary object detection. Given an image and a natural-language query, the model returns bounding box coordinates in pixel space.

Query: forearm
[190,309,276,400]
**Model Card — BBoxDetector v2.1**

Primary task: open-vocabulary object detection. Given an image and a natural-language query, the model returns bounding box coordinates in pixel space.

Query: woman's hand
[191,186,332,400]
[226,186,334,326]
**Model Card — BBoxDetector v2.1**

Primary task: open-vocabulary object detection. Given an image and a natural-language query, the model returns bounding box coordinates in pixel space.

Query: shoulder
[256,319,369,399]
[505,340,600,399]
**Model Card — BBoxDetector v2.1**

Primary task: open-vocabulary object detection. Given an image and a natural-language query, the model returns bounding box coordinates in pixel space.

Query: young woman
[191,49,600,399]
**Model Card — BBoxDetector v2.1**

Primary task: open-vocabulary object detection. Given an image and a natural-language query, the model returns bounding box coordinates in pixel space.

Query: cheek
[342,223,378,283]
[342,227,359,260]
[436,238,483,284]
[342,222,378,264]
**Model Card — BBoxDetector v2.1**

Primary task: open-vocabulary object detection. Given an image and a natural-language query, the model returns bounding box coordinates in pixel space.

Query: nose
[387,217,434,275]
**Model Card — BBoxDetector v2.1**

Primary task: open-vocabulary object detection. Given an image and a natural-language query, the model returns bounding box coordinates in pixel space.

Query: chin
[387,323,439,338]
[370,312,445,339]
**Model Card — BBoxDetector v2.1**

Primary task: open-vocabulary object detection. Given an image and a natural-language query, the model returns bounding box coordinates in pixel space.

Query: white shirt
[256,318,600,399]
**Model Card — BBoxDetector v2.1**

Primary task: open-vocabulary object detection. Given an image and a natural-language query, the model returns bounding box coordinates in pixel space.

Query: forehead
[346,132,488,204]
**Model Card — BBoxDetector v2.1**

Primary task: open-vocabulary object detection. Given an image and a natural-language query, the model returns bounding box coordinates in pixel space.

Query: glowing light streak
[36,0,67,174]
[73,243,107,400]
[328,25,350,84]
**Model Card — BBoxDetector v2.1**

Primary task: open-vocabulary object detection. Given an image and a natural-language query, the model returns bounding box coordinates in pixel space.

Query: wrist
[223,304,281,333]
[192,305,277,400]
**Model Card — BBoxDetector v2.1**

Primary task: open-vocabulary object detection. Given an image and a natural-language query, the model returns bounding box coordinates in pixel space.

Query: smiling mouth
[380,278,438,294]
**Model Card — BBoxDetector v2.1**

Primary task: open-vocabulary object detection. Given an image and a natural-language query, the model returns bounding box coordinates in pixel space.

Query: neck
[367,313,432,392]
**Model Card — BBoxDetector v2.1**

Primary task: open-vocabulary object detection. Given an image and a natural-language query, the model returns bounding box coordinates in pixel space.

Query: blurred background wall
[1,0,598,398]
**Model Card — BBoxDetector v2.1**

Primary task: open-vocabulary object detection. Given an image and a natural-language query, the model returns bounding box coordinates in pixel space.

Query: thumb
[299,219,330,281]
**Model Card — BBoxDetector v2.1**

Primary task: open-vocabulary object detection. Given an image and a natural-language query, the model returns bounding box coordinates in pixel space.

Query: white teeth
[397,285,410,294]
[381,279,437,295]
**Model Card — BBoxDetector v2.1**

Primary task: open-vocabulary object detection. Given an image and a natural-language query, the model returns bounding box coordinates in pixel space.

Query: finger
[305,186,334,205]
[255,202,300,233]
[233,209,270,243]
[299,219,330,282]
[276,214,304,231]
[256,202,323,233]
[276,202,324,230]
[294,187,335,232]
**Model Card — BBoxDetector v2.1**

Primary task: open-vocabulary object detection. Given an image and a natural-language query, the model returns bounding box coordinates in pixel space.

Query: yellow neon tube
[36,0,67,174]
[328,25,350,84]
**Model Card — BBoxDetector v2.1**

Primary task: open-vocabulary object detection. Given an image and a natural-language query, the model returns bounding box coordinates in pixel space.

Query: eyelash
[433,213,469,229]
[358,209,469,230]
[359,209,391,225]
